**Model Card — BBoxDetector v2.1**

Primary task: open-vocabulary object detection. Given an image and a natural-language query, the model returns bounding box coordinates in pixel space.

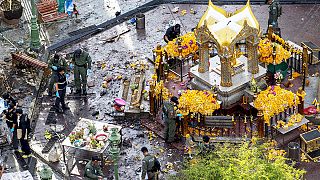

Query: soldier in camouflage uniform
[48,54,67,96]
[163,96,178,143]
[84,156,104,180]
[141,147,159,180]
[266,0,282,29]
[72,49,92,95]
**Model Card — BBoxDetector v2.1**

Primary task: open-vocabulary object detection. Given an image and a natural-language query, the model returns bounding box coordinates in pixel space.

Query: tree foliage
[171,140,306,180]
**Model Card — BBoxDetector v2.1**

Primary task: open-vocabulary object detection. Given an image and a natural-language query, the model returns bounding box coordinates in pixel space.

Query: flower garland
[254,86,300,125]
[258,38,291,64]
[178,90,220,116]
[275,113,303,129]
[153,80,169,100]
[164,32,198,58]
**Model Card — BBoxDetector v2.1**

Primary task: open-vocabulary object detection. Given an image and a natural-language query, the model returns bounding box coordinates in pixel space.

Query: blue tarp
[65,0,73,16]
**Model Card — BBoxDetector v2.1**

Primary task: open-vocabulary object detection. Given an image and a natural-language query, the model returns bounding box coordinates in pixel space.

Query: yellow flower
[258,38,291,64]
[178,90,220,116]
[164,32,198,58]
[254,86,300,125]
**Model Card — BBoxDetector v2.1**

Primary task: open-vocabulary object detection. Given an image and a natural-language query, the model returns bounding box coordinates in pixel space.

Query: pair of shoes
[22,154,32,159]
[18,149,23,153]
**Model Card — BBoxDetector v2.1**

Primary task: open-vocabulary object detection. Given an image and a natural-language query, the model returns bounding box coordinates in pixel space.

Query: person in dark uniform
[2,93,18,150]
[15,109,32,158]
[141,147,160,180]
[84,156,104,180]
[47,54,67,96]
[163,24,181,43]
[54,67,69,113]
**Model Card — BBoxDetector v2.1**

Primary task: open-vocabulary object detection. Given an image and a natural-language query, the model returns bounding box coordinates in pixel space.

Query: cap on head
[54,54,60,59]
[92,156,101,161]
[141,147,148,153]
[16,109,23,114]
[170,96,179,104]
[203,135,210,143]
[74,49,82,57]
[2,93,9,100]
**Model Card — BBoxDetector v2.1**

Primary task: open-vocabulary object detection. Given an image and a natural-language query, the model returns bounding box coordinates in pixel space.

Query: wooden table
[61,118,122,177]
[300,129,320,160]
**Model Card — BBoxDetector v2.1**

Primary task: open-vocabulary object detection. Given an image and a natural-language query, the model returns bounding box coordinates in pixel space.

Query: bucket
[136,13,145,29]
[288,142,300,163]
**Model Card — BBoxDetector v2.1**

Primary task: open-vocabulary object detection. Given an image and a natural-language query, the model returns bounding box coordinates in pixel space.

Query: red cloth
[303,106,317,115]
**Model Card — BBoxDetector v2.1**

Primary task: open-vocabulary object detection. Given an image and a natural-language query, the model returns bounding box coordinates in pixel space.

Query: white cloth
[1,170,33,180]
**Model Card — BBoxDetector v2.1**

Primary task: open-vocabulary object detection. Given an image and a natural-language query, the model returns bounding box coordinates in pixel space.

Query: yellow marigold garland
[258,38,291,64]
[254,86,300,125]
[153,80,169,101]
[178,90,220,116]
[164,32,198,58]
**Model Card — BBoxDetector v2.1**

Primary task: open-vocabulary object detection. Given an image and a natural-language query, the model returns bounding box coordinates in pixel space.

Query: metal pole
[30,0,41,51]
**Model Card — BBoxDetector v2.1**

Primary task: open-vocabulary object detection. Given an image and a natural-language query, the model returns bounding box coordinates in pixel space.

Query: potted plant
[0,0,23,21]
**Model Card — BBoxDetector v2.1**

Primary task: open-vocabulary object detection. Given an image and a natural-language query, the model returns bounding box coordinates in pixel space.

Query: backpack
[151,157,161,172]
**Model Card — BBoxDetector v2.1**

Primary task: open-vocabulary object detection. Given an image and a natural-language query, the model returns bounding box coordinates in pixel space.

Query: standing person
[15,109,32,158]
[73,4,79,18]
[71,49,92,95]
[141,147,160,180]
[54,67,69,113]
[163,24,181,43]
[3,106,18,150]
[163,96,177,143]
[2,93,18,150]
[84,156,104,180]
[48,54,67,96]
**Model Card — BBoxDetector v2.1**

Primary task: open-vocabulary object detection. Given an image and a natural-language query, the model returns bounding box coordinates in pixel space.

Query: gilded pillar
[220,50,232,87]
[247,36,259,74]
[149,81,155,116]
[198,42,209,73]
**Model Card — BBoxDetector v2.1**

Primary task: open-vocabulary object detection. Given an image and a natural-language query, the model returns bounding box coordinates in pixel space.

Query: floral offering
[164,32,198,58]
[254,86,300,124]
[258,38,291,64]
[178,90,220,116]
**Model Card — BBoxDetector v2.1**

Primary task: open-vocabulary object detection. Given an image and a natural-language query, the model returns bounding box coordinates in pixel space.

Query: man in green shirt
[163,96,178,143]
[84,156,104,180]
[71,49,92,95]
[141,147,160,180]
[47,54,67,96]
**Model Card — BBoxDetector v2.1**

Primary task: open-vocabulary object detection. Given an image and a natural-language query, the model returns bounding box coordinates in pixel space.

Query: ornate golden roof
[197,0,260,46]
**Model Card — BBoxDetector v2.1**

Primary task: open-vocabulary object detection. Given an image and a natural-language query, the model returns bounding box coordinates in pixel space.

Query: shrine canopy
[197,0,260,46]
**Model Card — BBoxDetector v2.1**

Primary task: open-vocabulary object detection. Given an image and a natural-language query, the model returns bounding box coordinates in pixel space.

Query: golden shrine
[190,0,267,108]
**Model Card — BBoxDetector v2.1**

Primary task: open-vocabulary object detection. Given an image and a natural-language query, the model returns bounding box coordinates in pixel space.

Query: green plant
[170,140,306,180]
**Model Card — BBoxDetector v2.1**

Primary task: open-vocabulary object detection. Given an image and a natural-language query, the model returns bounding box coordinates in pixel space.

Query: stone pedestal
[190,55,266,109]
